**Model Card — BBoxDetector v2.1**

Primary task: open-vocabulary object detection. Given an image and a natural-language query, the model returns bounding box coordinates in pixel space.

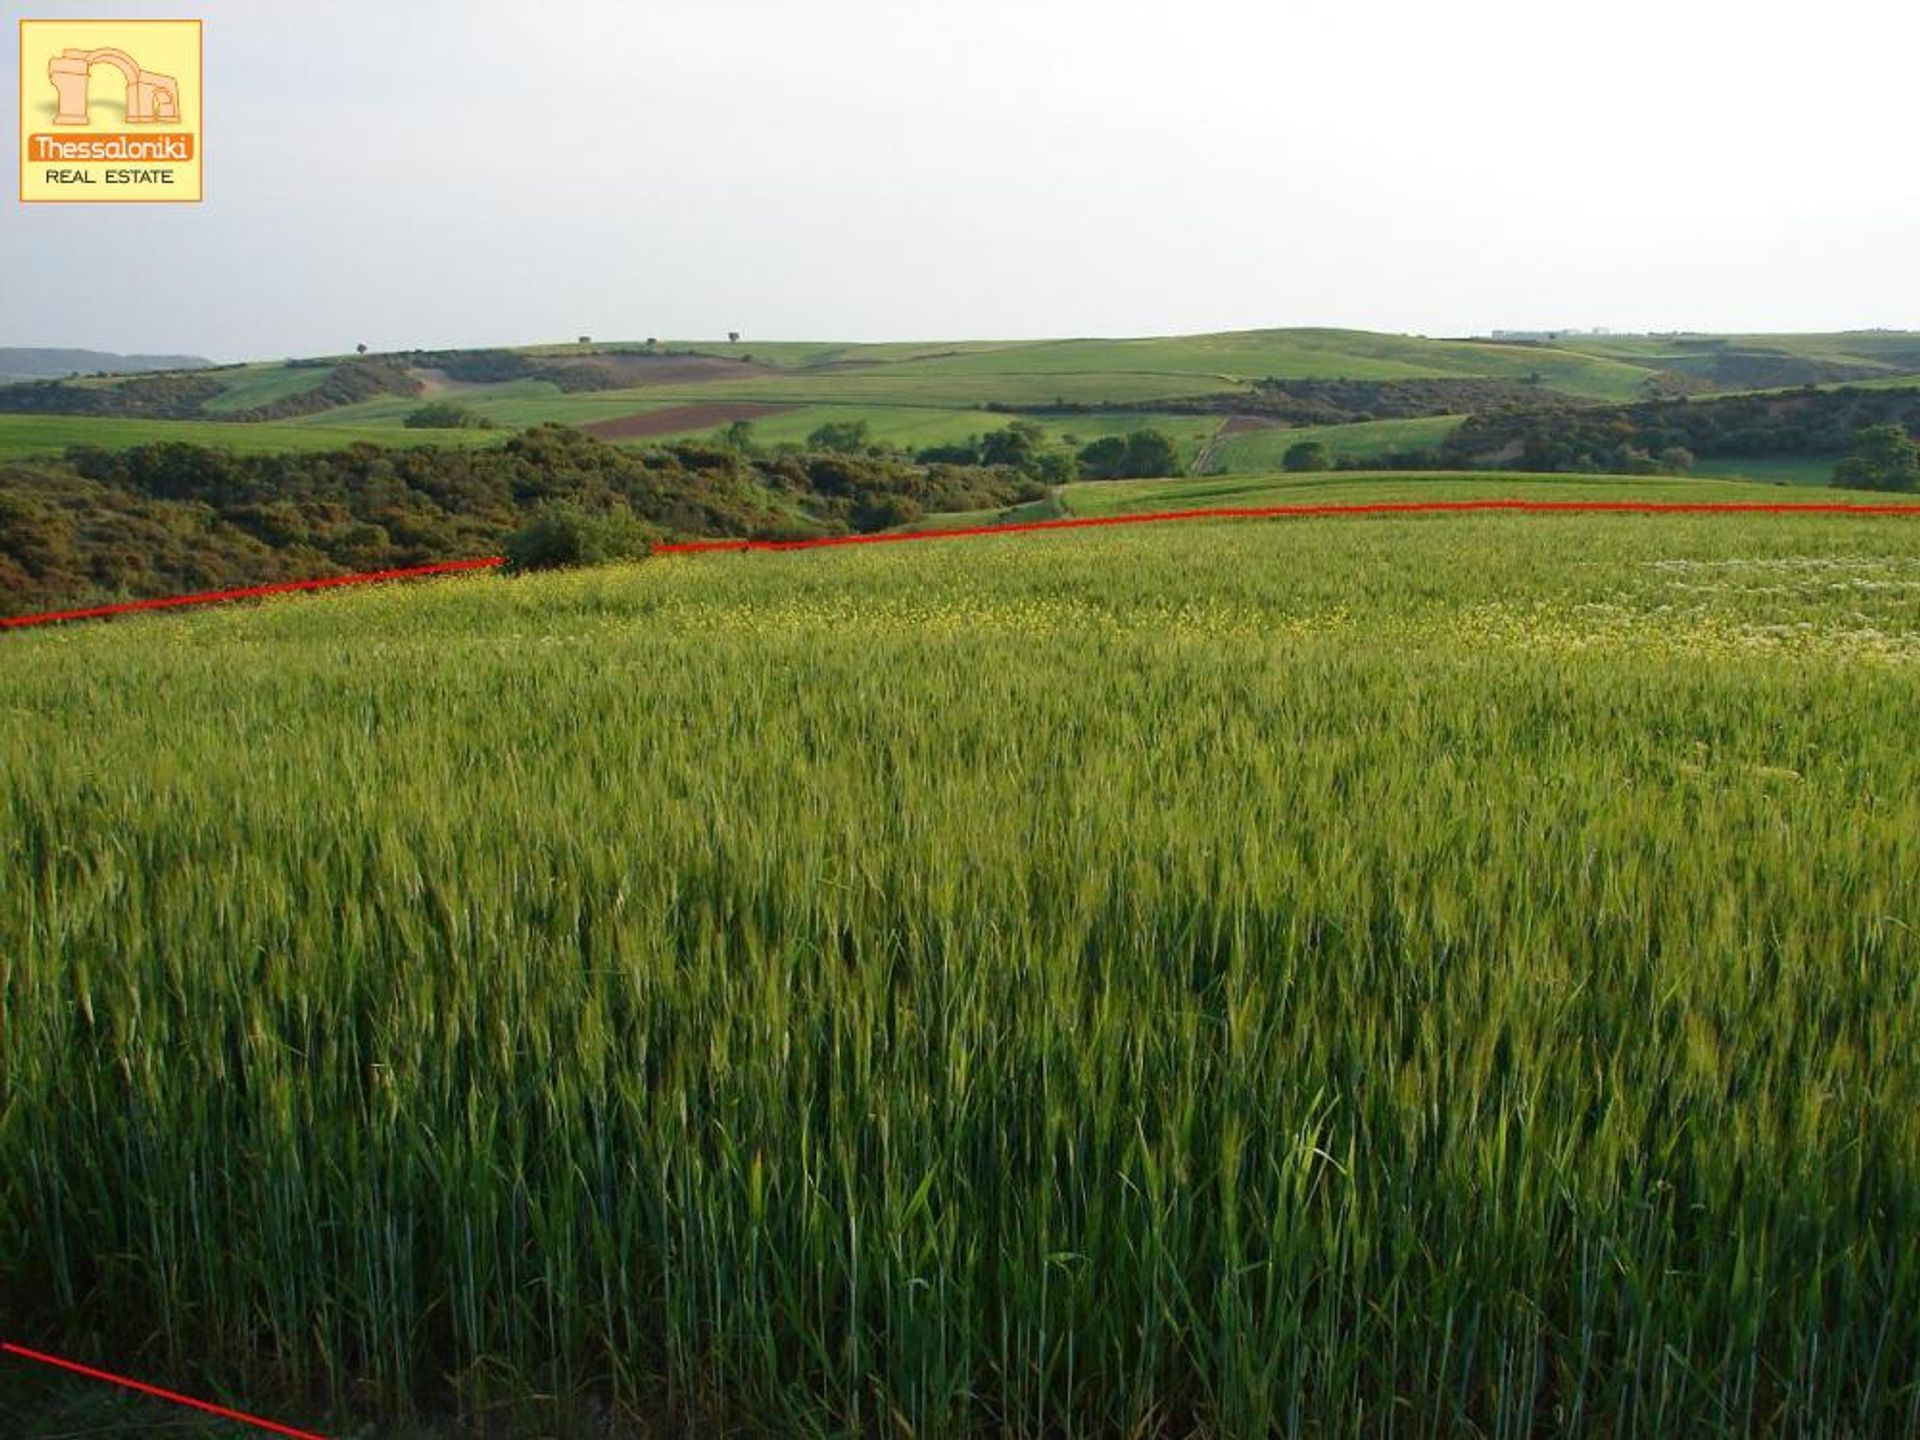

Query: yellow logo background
[19,18,203,203]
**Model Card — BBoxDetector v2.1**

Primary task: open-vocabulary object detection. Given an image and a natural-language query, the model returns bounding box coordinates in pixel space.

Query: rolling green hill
[4,329,1916,486]
[0,412,503,456]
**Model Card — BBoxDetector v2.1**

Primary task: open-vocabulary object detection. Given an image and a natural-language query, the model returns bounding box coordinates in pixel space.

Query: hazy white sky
[5,0,1917,360]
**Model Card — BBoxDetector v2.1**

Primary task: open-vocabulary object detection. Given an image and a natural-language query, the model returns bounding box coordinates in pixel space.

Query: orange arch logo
[49,47,182,125]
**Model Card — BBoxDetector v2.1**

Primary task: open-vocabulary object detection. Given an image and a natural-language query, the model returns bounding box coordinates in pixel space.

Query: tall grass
[2,512,1917,1435]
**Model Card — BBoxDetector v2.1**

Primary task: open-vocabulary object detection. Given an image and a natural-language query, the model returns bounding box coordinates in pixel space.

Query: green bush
[502,501,654,572]
[1,429,1042,617]
[981,421,1044,469]
[851,492,923,531]
[806,419,873,453]
[404,401,493,430]
[1833,424,1920,492]
[1033,449,1079,484]
[1077,429,1179,480]
[1284,439,1333,472]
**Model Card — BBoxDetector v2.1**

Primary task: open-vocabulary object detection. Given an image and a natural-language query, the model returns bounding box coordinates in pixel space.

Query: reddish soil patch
[583,402,792,440]
[1219,414,1282,436]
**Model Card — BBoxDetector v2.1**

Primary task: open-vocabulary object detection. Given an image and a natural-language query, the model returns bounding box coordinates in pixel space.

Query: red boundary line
[0,557,504,631]
[4,500,1918,631]
[2,1340,328,1439]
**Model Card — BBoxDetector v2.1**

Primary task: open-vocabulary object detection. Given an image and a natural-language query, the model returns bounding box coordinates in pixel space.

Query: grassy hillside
[1555,332,1920,391]
[1054,469,1853,517]
[197,362,338,414]
[1204,414,1464,473]
[4,499,1917,1435]
[0,412,502,455]
[1690,455,1842,487]
[5,330,1915,490]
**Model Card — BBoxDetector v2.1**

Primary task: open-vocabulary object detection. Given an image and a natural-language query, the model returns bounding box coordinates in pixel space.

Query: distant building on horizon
[1488,327,1614,341]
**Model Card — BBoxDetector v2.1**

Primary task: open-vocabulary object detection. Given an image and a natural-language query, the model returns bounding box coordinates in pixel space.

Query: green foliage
[914,438,984,465]
[1123,429,1180,477]
[849,491,923,530]
[0,371,225,419]
[1032,448,1079,484]
[2,511,1917,1435]
[0,428,1039,616]
[403,400,493,430]
[1446,385,1920,477]
[502,500,654,571]
[9,331,1920,473]
[1076,436,1129,476]
[918,423,1079,486]
[1832,423,1920,492]
[1077,428,1180,480]
[980,420,1045,468]
[1283,439,1333,472]
[806,418,874,453]
[1206,415,1465,476]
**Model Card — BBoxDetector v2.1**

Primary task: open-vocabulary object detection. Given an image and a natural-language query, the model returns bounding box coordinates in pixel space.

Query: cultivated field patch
[3,507,1917,1436]
[581,400,792,440]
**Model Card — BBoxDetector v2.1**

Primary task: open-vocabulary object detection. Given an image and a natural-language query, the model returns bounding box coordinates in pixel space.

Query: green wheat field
[3,505,1918,1435]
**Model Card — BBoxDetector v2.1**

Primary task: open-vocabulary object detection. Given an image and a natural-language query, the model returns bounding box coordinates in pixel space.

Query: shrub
[1284,440,1333,472]
[1078,430,1180,480]
[1076,436,1130,479]
[404,401,493,430]
[1033,449,1079,484]
[981,422,1045,469]
[1121,430,1180,478]
[851,493,923,531]
[807,420,872,453]
[1832,425,1920,492]
[917,440,983,465]
[502,501,654,572]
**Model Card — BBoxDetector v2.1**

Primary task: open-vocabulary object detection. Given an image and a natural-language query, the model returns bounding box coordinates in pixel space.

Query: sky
[4,0,1918,361]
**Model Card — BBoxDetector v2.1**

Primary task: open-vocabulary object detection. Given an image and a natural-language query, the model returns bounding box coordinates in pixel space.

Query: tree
[502,501,653,572]
[806,419,872,453]
[577,335,592,345]
[1077,429,1179,480]
[720,419,757,452]
[851,493,922,531]
[1617,445,1661,476]
[404,401,492,430]
[355,343,368,355]
[1283,439,1332,472]
[981,421,1044,469]
[1122,429,1179,478]
[1033,449,1079,484]
[1657,445,1695,475]
[916,439,982,465]
[727,331,741,344]
[1832,424,1919,492]
[1076,436,1130,479]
